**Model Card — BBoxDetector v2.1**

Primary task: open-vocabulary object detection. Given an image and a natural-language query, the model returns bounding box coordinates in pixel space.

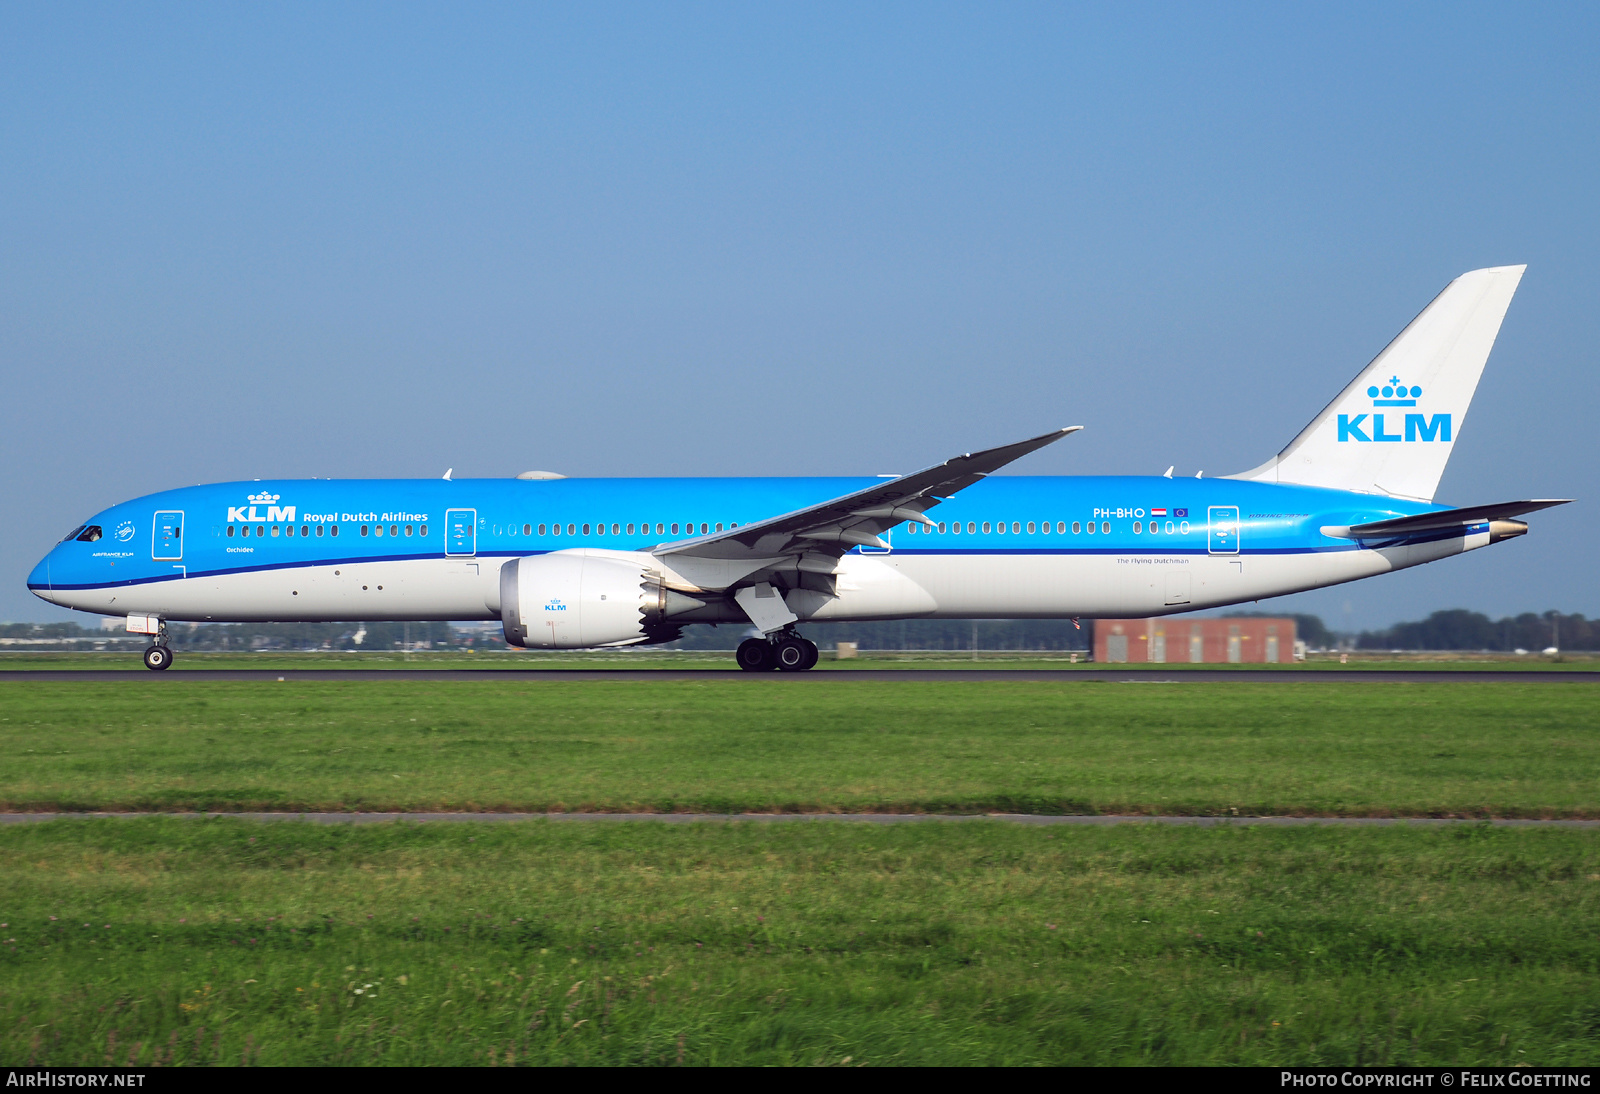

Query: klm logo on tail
[1336,377,1450,443]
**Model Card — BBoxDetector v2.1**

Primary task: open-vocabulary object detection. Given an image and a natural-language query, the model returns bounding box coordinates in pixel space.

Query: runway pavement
[2,668,1596,683]
[1,812,1595,826]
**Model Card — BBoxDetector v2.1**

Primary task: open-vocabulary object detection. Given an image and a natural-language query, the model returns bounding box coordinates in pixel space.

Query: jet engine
[499,551,701,649]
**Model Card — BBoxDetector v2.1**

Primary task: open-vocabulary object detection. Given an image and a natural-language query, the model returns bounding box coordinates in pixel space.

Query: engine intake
[499,551,701,649]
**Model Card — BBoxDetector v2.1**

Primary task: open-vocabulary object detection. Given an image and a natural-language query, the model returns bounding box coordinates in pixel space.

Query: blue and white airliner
[29,266,1570,671]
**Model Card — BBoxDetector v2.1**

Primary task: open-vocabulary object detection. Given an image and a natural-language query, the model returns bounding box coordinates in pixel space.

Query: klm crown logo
[247,492,280,505]
[1369,377,1422,407]
[1338,376,1450,444]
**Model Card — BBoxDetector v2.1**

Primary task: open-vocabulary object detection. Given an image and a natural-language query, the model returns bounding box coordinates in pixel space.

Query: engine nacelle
[500,551,691,649]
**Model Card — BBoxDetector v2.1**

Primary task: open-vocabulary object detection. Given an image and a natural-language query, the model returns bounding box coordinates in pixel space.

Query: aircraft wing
[654,426,1082,564]
[1331,498,1572,539]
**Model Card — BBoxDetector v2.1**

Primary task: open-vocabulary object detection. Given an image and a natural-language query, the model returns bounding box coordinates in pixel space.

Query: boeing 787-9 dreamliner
[30,266,1569,671]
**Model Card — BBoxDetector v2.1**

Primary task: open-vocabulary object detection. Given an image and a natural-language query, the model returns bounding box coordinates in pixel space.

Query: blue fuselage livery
[25,266,1571,670]
[32,474,1457,605]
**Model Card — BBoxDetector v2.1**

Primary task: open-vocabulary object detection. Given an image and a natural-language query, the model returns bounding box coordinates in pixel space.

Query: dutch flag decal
[1150,508,1168,517]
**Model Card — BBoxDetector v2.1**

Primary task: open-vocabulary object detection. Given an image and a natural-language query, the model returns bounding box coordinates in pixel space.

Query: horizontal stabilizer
[1325,499,1571,539]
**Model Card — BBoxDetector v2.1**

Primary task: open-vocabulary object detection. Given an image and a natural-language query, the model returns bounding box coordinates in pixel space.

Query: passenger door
[152,511,184,561]
[445,509,477,557]
[1208,506,1240,555]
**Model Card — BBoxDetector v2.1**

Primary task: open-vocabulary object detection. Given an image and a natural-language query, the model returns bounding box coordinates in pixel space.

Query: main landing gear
[736,629,819,672]
[142,620,174,672]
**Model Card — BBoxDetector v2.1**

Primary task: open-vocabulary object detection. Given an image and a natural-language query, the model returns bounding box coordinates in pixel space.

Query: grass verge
[1,818,1596,1065]
[1,679,1596,816]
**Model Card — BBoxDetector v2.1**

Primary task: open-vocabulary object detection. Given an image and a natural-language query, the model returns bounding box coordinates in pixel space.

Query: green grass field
[1,818,1596,1066]
[0,679,1595,816]
[1,675,1596,1065]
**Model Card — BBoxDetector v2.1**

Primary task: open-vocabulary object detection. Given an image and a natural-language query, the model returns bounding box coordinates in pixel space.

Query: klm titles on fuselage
[223,505,431,524]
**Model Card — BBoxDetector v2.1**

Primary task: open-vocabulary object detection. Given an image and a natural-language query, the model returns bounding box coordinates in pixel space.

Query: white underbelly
[49,532,1482,625]
[51,558,506,623]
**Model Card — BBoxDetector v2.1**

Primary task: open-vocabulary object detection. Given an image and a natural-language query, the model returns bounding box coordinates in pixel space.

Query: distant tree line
[1354,610,1594,652]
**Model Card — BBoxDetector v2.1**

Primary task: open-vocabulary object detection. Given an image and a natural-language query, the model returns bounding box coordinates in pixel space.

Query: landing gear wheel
[143,645,173,672]
[774,637,812,672]
[736,638,776,672]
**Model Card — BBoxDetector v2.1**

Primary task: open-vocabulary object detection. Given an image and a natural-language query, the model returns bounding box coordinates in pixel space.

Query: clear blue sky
[3,2,1596,631]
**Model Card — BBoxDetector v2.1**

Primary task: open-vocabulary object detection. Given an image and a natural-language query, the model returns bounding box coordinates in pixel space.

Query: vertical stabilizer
[1229,265,1525,501]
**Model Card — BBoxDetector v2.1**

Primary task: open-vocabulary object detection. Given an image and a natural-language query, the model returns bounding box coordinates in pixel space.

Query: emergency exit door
[152,511,183,560]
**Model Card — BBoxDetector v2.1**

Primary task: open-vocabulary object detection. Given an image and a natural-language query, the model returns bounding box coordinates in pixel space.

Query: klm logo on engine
[1337,377,1450,443]
[226,491,296,523]
[543,598,568,613]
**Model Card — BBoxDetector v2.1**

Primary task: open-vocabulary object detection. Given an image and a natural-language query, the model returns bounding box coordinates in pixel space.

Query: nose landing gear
[735,630,819,672]
[142,619,174,671]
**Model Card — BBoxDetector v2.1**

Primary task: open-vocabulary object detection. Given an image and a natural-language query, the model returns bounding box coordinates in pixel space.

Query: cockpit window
[76,526,103,542]
[61,526,85,543]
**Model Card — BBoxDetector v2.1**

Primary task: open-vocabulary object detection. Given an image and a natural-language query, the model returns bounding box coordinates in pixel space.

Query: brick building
[1094,617,1297,664]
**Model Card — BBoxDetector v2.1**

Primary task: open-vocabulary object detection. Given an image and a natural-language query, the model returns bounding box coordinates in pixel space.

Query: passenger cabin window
[1012,522,1021,534]
[552,524,561,536]
[994,521,1003,534]
[627,523,635,535]
[656,523,665,535]
[76,526,103,542]
[1101,522,1110,534]
[906,523,916,534]
[671,523,679,534]
[256,525,264,537]
[271,525,280,537]
[538,524,547,535]
[566,524,575,536]
[361,525,369,536]
[226,525,236,538]
[522,524,530,536]
[331,525,339,536]
[967,522,976,534]
[983,522,992,534]
[1073,522,1082,534]
[938,522,947,533]
[582,523,591,535]
[1056,521,1066,534]
[1027,522,1036,534]
[1133,521,1142,534]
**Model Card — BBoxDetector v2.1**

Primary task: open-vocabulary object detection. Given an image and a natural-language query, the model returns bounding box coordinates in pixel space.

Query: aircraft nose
[27,555,53,603]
